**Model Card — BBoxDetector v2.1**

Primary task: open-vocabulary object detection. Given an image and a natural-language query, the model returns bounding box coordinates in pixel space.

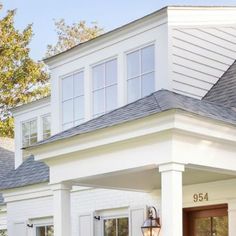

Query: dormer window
[127,44,155,103]
[42,114,51,139]
[62,71,84,130]
[22,119,37,148]
[92,59,118,117]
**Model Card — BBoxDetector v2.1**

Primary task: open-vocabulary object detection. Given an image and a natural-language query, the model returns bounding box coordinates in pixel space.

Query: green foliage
[46,19,103,57]
[0,8,50,138]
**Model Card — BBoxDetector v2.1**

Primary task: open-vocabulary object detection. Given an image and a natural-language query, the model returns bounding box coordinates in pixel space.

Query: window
[104,217,128,236]
[42,115,51,139]
[62,71,84,130]
[0,229,7,236]
[36,225,54,236]
[127,44,155,103]
[22,119,37,147]
[92,59,118,117]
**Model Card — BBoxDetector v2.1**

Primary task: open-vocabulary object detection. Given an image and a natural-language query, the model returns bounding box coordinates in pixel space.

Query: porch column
[51,182,72,236]
[228,200,236,236]
[159,163,185,236]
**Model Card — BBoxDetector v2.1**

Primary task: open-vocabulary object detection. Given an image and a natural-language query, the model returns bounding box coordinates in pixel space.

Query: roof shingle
[29,89,236,149]
[0,156,49,191]
[204,60,236,107]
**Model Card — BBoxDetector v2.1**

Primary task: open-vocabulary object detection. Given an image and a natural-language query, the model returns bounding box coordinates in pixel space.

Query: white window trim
[21,117,38,148]
[125,42,156,103]
[31,217,53,236]
[60,69,85,130]
[91,57,118,117]
[101,214,129,236]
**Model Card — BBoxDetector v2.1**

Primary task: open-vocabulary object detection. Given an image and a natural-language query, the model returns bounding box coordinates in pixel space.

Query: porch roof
[27,89,236,150]
[0,156,49,191]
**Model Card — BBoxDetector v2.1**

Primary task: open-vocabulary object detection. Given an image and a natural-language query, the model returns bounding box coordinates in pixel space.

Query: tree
[0,8,49,138]
[46,19,103,57]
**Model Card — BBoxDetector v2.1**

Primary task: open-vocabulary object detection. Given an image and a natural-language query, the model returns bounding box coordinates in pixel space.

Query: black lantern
[141,206,161,236]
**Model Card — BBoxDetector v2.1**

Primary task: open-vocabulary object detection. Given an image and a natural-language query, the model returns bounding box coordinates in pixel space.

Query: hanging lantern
[141,206,161,236]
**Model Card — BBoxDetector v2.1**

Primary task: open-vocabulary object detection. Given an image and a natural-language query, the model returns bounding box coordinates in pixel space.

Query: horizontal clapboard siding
[171,27,236,98]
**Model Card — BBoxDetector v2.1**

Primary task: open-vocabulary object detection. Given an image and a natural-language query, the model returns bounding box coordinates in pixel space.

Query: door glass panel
[212,216,228,236]
[194,217,211,236]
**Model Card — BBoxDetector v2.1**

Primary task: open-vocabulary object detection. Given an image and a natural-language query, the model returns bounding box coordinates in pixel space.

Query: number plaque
[193,193,209,202]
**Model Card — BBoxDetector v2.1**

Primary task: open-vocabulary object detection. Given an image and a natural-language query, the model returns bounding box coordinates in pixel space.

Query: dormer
[44,6,236,136]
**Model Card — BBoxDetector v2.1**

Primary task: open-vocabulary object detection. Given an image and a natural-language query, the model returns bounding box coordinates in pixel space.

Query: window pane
[22,122,30,146]
[118,218,129,236]
[106,59,117,86]
[93,89,105,116]
[104,219,116,236]
[42,115,51,139]
[30,120,37,145]
[62,100,73,124]
[74,96,84,121]
[127,77,140,103]
[36,226,46,236]
[127,50,140,78]
[62,75,73,101]
[46,225,54,236]
[93,64,105,90]
[141,72,155,97]
[0,230,7,236]
[106,85,117,112]
[141,45,154,74]
[74,72,84,97]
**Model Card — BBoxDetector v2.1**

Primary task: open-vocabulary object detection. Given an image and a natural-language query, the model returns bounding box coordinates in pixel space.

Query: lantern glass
[141,227,161,236]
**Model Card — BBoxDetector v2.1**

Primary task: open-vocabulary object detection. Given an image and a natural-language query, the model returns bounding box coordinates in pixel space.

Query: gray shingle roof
[203,60,236,107]
[28,89,236,149]
[0,144,14,204]
[0,156,49,191]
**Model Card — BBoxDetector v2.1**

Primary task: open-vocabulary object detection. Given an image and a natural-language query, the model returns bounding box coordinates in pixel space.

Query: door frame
[183,204,228,236]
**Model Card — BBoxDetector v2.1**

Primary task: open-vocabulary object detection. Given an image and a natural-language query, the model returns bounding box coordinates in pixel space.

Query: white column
[228,200,236,236]
[159,163,184,236]
[51,182,72,236]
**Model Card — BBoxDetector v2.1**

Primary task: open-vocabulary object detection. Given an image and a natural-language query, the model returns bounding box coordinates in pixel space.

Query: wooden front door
[183,204,228,236]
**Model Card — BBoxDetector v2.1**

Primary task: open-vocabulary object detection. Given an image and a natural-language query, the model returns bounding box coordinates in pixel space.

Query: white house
[1,5,236,236]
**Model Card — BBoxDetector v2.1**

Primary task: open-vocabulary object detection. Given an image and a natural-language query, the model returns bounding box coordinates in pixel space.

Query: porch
[27,110,236,236]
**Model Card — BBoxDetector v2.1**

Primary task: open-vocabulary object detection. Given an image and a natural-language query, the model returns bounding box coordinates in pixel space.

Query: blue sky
[1,0,236,60]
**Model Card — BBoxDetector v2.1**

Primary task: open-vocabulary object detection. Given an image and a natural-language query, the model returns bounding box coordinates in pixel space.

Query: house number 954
[193,193,209,202]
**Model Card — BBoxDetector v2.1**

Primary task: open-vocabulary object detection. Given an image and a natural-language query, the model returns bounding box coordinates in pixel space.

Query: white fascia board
[12,97,51,117]
[29,109,236,163]
[28,110,176,161]
[45,9,168,68]
[2,183,51,203]
[174,111,236,144]
[167,6,236,26]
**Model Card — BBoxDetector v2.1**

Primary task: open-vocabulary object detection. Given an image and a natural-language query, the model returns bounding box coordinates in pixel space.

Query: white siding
[171,26,236,98]
[6,187,159,236]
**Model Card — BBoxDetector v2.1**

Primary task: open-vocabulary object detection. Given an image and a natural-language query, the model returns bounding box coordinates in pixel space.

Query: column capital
[159,162,185,173]
[50,182,72,191]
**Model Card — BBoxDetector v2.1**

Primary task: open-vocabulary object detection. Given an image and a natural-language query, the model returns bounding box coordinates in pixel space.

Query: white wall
[5,186,159,236]
[13,98,51,168]
[5,178,236,236]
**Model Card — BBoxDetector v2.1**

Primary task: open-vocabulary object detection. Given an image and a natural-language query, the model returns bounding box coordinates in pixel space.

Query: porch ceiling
[73,166,236,192]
